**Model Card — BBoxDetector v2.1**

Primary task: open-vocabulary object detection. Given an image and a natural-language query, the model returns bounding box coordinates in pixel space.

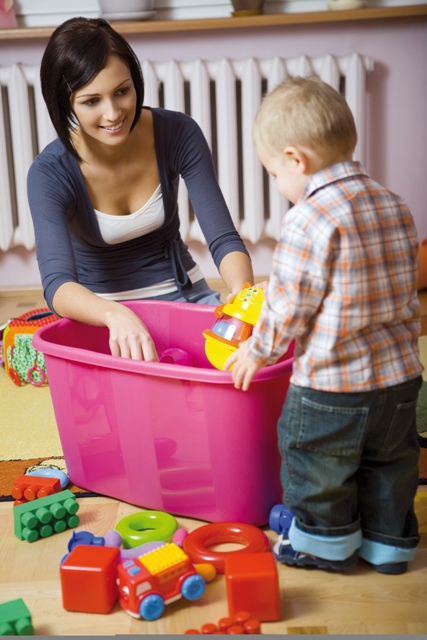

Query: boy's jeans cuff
[289,519,362,561]
[359,538,417,565]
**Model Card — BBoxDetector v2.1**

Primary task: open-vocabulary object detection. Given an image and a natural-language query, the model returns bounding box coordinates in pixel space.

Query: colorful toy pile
[8,465,283,630]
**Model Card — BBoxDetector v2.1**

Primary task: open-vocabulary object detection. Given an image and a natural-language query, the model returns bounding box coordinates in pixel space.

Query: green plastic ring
[115,510,178,548]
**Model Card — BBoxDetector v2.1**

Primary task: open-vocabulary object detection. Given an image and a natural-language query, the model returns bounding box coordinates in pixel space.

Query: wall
[10,0,427,25]
[0,15,426,287]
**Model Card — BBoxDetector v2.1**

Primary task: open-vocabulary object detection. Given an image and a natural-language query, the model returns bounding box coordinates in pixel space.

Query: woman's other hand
[105,304,159,361]
[52,282,159,361]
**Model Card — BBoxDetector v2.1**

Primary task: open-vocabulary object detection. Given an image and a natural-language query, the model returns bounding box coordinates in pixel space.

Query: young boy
[225,77,423,574]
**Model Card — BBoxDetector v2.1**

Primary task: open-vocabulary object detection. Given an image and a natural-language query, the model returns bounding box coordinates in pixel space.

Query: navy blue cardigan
[27,107,249,310]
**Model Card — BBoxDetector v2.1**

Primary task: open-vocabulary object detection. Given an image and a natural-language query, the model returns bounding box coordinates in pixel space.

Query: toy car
[117,543,206,621]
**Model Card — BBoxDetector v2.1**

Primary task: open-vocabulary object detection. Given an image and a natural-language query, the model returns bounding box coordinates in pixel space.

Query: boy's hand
[224,338,262,391]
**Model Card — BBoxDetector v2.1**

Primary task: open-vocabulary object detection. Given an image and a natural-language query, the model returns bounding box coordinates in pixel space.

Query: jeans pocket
[381,399,419,453]
[297,397,368,457]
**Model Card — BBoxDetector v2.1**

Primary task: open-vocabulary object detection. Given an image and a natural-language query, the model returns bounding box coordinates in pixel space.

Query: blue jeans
[278,376,422,564]
[147,278,222,306]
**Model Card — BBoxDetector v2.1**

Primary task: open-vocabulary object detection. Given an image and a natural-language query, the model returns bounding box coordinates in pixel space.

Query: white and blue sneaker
[273,533,359,572]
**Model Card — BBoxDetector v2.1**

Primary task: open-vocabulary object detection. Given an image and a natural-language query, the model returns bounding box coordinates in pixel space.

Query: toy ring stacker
[115,510,178,548]
[27,353,46,386]
[203,283,264,370]
[183,522,270,573]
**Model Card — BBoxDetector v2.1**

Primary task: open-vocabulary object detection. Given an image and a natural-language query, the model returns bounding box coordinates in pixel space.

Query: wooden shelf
[0,4,426,40]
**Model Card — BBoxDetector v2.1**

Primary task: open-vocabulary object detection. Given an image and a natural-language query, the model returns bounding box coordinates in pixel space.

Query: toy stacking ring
[115,510,178,549]
[27,365,46,386]
[183,522,270,573]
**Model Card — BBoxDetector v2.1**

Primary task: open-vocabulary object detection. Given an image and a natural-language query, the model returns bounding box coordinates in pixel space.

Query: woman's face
[71,55,137,147]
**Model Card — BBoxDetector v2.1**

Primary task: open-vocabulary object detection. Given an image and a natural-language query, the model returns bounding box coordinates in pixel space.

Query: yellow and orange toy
[203,283,264,370]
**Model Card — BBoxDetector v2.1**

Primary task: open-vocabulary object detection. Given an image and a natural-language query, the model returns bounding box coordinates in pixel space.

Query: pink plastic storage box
[33,300,293,525]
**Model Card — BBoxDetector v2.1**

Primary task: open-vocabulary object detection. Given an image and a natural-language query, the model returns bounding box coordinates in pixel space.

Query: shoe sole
[275,550,358,571]
[372,562,407,575]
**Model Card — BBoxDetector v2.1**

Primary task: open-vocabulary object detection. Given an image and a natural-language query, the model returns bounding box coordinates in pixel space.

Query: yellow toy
[203,283,264,370]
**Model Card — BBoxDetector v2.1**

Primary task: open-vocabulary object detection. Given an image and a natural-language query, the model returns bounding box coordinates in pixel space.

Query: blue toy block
[0,598,33,635]
[68,530,105,552]
[13,489,80,542]
[269,503,294,534]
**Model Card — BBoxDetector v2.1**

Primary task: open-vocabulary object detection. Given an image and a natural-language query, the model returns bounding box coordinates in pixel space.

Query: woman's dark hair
[40,17,144,161]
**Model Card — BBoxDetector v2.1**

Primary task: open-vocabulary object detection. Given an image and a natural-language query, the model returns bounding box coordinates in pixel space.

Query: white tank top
[93,185,204,299]
[94,184,164,244]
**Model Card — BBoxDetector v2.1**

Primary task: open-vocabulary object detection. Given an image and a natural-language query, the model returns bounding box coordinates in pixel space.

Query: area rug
[1,337,427,501]
[0,366,97,501]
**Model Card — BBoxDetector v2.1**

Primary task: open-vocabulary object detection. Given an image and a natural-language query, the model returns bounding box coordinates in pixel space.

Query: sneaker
[371,561,407,575]
[273,534,358,571]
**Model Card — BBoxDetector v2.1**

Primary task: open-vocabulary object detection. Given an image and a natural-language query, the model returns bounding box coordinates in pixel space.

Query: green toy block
[13,489,80,542]
[0,598,33,635]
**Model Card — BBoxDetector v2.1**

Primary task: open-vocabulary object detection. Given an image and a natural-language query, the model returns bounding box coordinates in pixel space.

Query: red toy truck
[117,543,206,621]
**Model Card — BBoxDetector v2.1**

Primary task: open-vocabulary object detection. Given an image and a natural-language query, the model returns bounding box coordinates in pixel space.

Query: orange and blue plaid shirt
[250,161,423,391]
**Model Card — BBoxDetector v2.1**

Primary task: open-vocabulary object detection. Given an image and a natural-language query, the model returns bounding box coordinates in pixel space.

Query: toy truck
[117,543,206,621]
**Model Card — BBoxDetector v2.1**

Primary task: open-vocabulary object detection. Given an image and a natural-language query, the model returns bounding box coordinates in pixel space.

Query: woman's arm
[52,282,159,361]
[167,112,253,293]
[218,251,254,299]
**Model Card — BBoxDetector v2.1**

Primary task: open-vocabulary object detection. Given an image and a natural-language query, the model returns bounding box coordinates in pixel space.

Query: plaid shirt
[250,161,423,392]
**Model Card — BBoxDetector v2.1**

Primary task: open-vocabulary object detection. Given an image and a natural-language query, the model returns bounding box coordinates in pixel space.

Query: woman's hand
[52,283,159,361]
[105,304,159,361]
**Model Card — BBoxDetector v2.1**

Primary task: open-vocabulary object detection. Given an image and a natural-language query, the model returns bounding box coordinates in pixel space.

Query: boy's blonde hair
[253,76,357,160]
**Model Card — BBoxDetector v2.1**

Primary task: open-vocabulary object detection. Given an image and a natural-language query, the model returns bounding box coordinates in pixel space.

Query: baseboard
[0,286,44,297]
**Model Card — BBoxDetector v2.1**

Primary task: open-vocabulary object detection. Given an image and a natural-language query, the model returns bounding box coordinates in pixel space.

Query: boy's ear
[283,145,308,173]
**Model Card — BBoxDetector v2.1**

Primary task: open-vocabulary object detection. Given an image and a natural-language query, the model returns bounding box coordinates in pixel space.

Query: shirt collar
[300,160,368,202]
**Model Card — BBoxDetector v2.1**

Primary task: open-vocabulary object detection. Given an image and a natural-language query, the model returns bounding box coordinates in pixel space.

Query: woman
[28,17,253,361]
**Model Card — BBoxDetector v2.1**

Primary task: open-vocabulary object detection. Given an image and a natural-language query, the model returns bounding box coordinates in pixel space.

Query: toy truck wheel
[139,594,165,621]
[181,574,206,601]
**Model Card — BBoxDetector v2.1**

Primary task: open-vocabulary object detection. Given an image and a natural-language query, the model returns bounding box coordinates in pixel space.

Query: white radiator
[0,53,373,252]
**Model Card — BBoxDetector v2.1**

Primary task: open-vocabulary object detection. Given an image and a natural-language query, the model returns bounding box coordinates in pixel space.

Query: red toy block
[12,474,61,505]
[224,552,280,622]
[60,545,120,613]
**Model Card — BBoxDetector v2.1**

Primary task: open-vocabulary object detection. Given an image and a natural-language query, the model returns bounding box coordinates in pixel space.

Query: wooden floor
[1,493,426,636]
[1,286,427,636]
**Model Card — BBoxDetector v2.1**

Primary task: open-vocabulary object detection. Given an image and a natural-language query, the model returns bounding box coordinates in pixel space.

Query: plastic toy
[68,530,105,550]
[224,552,280,622]
[115,510,178,548]
[3,308,58,386]
[203,284,264,370]
[60,530,107,564]
[269,504,294,535]
[11,474,61,505]
[117,542,206,620]
[26,467,69,489]
[13,489,80,542]
[60,545,121,613]
[183,522,270,573]
[63,529,167,563]
[0,598,33,636]
[184,612,261,634]
[172,527,189,547]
